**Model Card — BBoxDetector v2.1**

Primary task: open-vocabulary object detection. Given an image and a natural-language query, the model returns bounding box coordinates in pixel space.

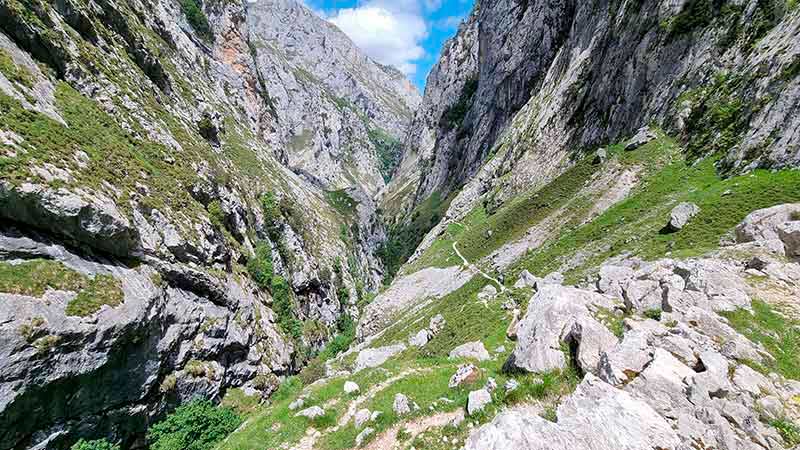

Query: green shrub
[298,357,326,385]
[271,276,302,341]
[441,77,479,131]
[179,0,212,41]
[71,439,119,450]
[771,419,800,446]
[246,242,273,289]
[147,399,242,450]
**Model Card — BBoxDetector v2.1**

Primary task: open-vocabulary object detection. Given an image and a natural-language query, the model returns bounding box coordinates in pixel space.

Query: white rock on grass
[355,427,374,447]
[370,411,382,422]
[409,329,429,347]
[354,408,371,428]
[514,270,540,289]
[467,389,492,416]
[288,398,304,411]
[477,284,498,300]
[429,314,446,335]
[624,127,657,151]
[449,364,481,388]
[354,343,406,372]
[344,381,360,394]
[665,202,700,232]
[393,393,411,416]
[505,379,519,392]
[449,341,491,361]
[295,406,325,419]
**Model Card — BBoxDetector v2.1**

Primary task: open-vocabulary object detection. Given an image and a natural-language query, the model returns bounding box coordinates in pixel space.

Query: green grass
[0,259,87,296]
[510,156,800,284]
[64,274,124,317]
[179,0,212,41]
[720,300,800,380]
[368,128,402,182]
[0,259,124,317]
[771,419,800,446]
[326,190,359,217]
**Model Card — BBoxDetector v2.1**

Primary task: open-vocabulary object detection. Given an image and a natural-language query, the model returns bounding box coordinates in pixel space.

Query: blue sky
[302,0,475,91]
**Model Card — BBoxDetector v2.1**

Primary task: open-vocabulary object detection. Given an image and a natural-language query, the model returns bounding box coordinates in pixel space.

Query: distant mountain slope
[248,0,421,195]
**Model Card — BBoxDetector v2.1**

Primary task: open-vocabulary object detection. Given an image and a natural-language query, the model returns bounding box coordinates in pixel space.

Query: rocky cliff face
[0,0,416,448]
[248,0,420,196]
[390,0,800,224]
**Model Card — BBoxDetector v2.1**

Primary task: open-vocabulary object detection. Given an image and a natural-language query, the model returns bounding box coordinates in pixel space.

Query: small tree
[147,399,241,450]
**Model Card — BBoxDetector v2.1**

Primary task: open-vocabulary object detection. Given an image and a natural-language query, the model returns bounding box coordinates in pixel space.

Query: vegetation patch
[221,388,262,416]
[378,191,454,283]
[70,439,119,450]
[771,419,800,447]
[325,190,358,217]
[148,399,241,450]
[441,77,479,131]
[179,0,212,41]
[720,299,799,380]
[368,128,402,182]
[64,274,124,317]
[510,150,800,284]
[0,259,124,317]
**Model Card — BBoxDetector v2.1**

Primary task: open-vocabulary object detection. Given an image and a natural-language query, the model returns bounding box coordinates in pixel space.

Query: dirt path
[453,240,506,293]
[362,409,465,450]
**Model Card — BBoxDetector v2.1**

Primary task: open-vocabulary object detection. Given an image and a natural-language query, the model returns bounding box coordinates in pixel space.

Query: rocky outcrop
[492,208,800,450]
[0,226,292,450]
[465,374,680,450]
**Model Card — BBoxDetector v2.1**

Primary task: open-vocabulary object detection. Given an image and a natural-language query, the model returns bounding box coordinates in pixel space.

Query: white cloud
[326,1,438,76]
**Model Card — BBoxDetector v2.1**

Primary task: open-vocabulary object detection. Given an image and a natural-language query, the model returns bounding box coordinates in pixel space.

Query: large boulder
[354,344,406,372]
[463,374,680,450]
[735,203,800,255]
[664,202,700,232]
[449,341,491,361]
[507,285,618,374]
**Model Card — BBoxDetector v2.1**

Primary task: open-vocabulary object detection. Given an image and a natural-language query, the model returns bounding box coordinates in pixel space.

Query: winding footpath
[452,240,506,293]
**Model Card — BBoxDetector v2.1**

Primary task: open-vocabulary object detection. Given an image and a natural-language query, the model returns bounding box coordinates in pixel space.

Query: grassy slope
[405,131,800,286]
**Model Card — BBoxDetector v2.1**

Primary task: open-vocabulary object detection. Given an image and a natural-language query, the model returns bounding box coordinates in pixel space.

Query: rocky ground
[221,203,800,449]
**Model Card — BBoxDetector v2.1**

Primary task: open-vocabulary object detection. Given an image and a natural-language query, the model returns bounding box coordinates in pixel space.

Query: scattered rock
[538,272,564,287]
[370,411,382,422]
[408,329,430,347]
[295,406,325,419]
[429,314,446,335]
[664,202,700,232]
[354,344,406,372]
[449,341,491,361]
[506,309,520,340]
[504,379,519,392]
[745,256,768,271]
[593,147,608,165]
[393,393,411,416]
[344,381,360,394]
[477,285,498,300]
[449,364,481,388]
[495,345,506,353]
[596,265,635,300]
[624,127,657,151]
[735,203,800,255]
[485,377,497,393]
[288,398,305,411]
[355,427,374,447]
[779,221,800,257]
[514,270,540,289]
[354,408,371,428]
[467,389,492,416]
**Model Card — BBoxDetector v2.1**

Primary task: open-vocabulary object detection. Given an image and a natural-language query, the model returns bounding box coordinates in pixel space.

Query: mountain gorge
[2,0,800,449]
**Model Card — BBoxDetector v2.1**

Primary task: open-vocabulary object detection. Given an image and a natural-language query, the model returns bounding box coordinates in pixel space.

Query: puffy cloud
[326,1,440,76]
